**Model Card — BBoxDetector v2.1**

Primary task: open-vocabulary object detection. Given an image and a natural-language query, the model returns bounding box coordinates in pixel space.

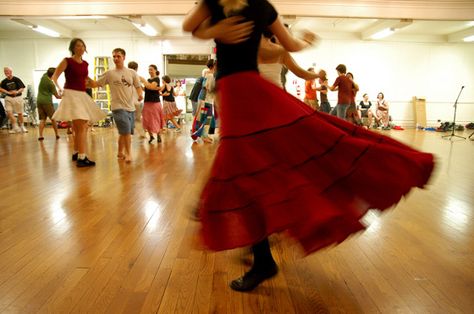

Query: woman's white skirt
[52,89,107,123]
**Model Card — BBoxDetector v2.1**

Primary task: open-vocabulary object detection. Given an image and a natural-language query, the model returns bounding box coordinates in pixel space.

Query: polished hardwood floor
[0,124,473,313]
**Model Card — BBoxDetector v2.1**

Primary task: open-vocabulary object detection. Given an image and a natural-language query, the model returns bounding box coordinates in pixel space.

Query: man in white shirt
[94,48,143,162]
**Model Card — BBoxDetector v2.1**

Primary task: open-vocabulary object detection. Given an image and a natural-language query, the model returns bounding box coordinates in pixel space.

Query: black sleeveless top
[162,86,175,102]
[359,100,372,109]
[205,0,278,79]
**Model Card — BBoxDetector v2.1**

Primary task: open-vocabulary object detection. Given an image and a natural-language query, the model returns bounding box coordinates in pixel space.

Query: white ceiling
[1,0,474,43]
[0,15,472,43]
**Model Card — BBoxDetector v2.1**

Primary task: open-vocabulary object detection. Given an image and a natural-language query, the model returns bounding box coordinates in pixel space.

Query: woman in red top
[52,38,106,167]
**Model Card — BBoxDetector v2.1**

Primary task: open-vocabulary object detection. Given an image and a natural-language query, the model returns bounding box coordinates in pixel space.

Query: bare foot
[117,153,126,160]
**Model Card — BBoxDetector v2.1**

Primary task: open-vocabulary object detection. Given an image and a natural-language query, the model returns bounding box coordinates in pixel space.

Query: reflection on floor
[0,126,473,313]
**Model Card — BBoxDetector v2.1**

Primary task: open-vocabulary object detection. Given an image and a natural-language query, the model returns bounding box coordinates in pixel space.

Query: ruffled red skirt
[199,71,434,254]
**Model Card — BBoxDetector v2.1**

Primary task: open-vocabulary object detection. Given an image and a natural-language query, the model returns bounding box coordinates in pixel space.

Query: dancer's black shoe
[230,264,278,292]
[76,157,96,168]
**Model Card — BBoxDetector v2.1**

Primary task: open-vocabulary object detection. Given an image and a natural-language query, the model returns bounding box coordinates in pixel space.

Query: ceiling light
[132,23,157,36]
[30,25,60,37]
[370,28,395,40]
[463,35,474,42]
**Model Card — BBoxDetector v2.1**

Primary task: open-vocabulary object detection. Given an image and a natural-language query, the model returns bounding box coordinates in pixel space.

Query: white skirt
[52,89,107,123]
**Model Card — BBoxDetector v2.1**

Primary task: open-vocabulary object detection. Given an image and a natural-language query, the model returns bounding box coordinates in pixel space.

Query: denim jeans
[335,104,349,120]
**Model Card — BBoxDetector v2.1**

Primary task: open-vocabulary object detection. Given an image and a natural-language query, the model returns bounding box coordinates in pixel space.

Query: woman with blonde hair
[184,0,434,292]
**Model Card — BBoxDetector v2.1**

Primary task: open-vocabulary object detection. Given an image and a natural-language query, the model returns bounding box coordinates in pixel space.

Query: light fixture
[132,22,157,36]
[370,28,395,40]
[30,25,60,37]
[463,35,474,42]
[362,20,411,41]
[448,26,474,43]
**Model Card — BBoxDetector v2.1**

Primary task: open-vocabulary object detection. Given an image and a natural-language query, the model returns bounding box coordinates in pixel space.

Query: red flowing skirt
[199,71,434,254]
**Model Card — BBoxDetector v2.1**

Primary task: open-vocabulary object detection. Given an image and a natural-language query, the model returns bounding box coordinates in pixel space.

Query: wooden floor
[0,125,473,314]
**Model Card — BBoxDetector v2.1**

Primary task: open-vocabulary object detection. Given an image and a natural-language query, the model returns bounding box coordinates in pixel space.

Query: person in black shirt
[358,93,374,127]
[140,64,165,143]
[184,0,317,292]
[161,75,182,132]
[183,0,434,293]
[0,67,27,133]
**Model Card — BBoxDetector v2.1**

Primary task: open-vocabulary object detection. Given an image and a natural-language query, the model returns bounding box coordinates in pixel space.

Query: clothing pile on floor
[436,121,465,132]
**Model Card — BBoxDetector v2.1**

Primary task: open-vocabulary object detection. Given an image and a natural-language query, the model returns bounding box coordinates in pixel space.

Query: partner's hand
[214,16,254,44]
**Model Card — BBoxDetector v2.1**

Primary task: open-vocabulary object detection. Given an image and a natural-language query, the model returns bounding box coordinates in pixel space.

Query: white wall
[0,35,212,85]
[1,36,473,126]
[288,39,474,126]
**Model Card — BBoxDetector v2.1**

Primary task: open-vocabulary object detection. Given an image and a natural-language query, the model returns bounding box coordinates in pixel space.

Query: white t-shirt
[97,68,141,111]
[175,85,186,111]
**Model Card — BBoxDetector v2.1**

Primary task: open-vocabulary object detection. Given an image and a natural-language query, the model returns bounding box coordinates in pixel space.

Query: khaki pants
[5,96,24,113]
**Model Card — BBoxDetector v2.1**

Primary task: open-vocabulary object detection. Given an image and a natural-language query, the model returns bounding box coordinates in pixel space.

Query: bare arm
[378,100,389,110]
[53,86,61,99]
[15,87,25,96]
[182,0,211,33]
[327,79,338,92]
[282,53,318,80]
[183,0,253,44]
[161,85,171,96]
[0,87,9,94]
[52,58,68,91]
[136,87,143,102]
[268,17,314,52]
[87,77,99,88]
[352,82,359,93]
[193,16,253,43]
[140,76,163,91]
